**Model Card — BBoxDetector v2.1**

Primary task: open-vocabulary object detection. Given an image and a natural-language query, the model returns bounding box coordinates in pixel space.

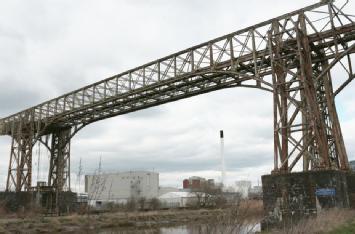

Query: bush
[149,198,161,210]
[126,197,137,211]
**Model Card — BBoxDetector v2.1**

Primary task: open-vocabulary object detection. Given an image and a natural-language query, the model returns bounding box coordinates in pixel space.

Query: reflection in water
[101,223,260,234]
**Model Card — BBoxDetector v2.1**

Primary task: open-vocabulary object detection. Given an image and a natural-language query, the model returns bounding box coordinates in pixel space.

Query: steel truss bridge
[0,0,354,204]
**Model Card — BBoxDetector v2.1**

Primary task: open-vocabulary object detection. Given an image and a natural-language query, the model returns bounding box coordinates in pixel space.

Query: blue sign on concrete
[315,188,336,196]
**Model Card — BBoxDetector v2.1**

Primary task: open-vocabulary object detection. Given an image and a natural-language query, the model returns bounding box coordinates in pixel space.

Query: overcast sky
[0,0,354,191]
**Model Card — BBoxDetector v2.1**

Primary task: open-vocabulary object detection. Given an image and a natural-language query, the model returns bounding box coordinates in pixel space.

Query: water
[100,223,260,234]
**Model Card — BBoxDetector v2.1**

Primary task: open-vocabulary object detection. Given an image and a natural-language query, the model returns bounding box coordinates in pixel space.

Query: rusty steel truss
[0,0,354,195]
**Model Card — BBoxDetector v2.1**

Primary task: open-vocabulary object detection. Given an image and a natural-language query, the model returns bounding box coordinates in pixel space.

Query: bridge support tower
[6,112,35,192]
[262,10,352,230]
[5,122,72,213]
[48,128,71,213]
[270,13,349,173]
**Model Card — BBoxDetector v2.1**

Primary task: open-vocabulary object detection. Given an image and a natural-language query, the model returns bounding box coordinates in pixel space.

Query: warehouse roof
[159,191,198,199]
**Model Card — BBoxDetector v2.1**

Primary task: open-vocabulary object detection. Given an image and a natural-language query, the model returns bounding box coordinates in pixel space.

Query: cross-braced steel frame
[48,128,71,192]
[0,0,354,197]
[6,111,34,192]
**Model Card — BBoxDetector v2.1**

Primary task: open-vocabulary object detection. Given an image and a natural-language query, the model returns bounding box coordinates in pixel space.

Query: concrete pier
[261,170,355,230]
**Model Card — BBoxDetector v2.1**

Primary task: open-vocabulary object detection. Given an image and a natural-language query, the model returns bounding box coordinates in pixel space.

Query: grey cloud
[0,81,42,117]
[77,143,273,174]
[124,107,166,119]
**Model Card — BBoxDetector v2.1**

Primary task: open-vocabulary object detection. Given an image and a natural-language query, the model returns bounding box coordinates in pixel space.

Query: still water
[100,223,260,234]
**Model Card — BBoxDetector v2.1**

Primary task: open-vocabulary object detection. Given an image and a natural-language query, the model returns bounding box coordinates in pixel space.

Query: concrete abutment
[261,170,355,230]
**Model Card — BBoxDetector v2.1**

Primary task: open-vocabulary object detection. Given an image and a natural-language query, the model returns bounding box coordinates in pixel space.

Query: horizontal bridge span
[0,0,354,135]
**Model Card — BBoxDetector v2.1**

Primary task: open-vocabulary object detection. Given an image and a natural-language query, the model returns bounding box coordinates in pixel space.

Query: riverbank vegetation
[270,208,355,234]
[0,200,262,233]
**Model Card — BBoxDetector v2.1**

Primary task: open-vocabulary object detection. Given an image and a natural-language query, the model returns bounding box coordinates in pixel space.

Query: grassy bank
[270,209,355,234]
[328,218,355,234]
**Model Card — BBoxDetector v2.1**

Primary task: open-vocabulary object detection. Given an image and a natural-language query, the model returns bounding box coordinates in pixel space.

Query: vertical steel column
[48,128,71,192]
[297,13,330,169]
[6,112,34,192]
[314,61,338,168]
[301,89,311,171]
[317,60,349,169]
[48,128,71,214]
[297,11,348,170]
[270,21,289,172]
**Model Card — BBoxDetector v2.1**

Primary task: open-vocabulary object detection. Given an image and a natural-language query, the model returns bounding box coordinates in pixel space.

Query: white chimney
[220,130,226,187]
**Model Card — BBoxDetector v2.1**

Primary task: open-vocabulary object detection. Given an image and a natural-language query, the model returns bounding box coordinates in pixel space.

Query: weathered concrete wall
[346,172,355,208]
[261,170,351,230]
[0,191,77,214]
[0,192,33,212]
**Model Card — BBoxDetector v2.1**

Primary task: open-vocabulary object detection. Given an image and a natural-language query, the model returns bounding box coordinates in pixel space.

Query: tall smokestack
[220,130,226,187]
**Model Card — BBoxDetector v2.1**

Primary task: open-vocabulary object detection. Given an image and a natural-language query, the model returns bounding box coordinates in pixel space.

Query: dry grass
[189,200,262,234]
[239,200,263,219]
[0,223,6,234]
[272,208,355,234]
[0,202,8,218]
[0,200,264,233]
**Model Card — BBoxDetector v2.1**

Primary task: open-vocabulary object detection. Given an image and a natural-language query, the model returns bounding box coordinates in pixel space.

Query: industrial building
[158,191,198,208]
[85,171,159,206]
[158,186,179,196]
[182,176,215,190]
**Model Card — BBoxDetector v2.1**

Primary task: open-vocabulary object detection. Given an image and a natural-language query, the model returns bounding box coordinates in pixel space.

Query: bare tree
[194,200,259,234]
[87,156,108,211]
[191,182,225,208]
[126,196,137,211]
[138,197,146,210]
[149,198,161,210]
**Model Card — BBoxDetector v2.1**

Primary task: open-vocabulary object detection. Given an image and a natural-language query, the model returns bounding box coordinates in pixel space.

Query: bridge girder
[0,0,354,194]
